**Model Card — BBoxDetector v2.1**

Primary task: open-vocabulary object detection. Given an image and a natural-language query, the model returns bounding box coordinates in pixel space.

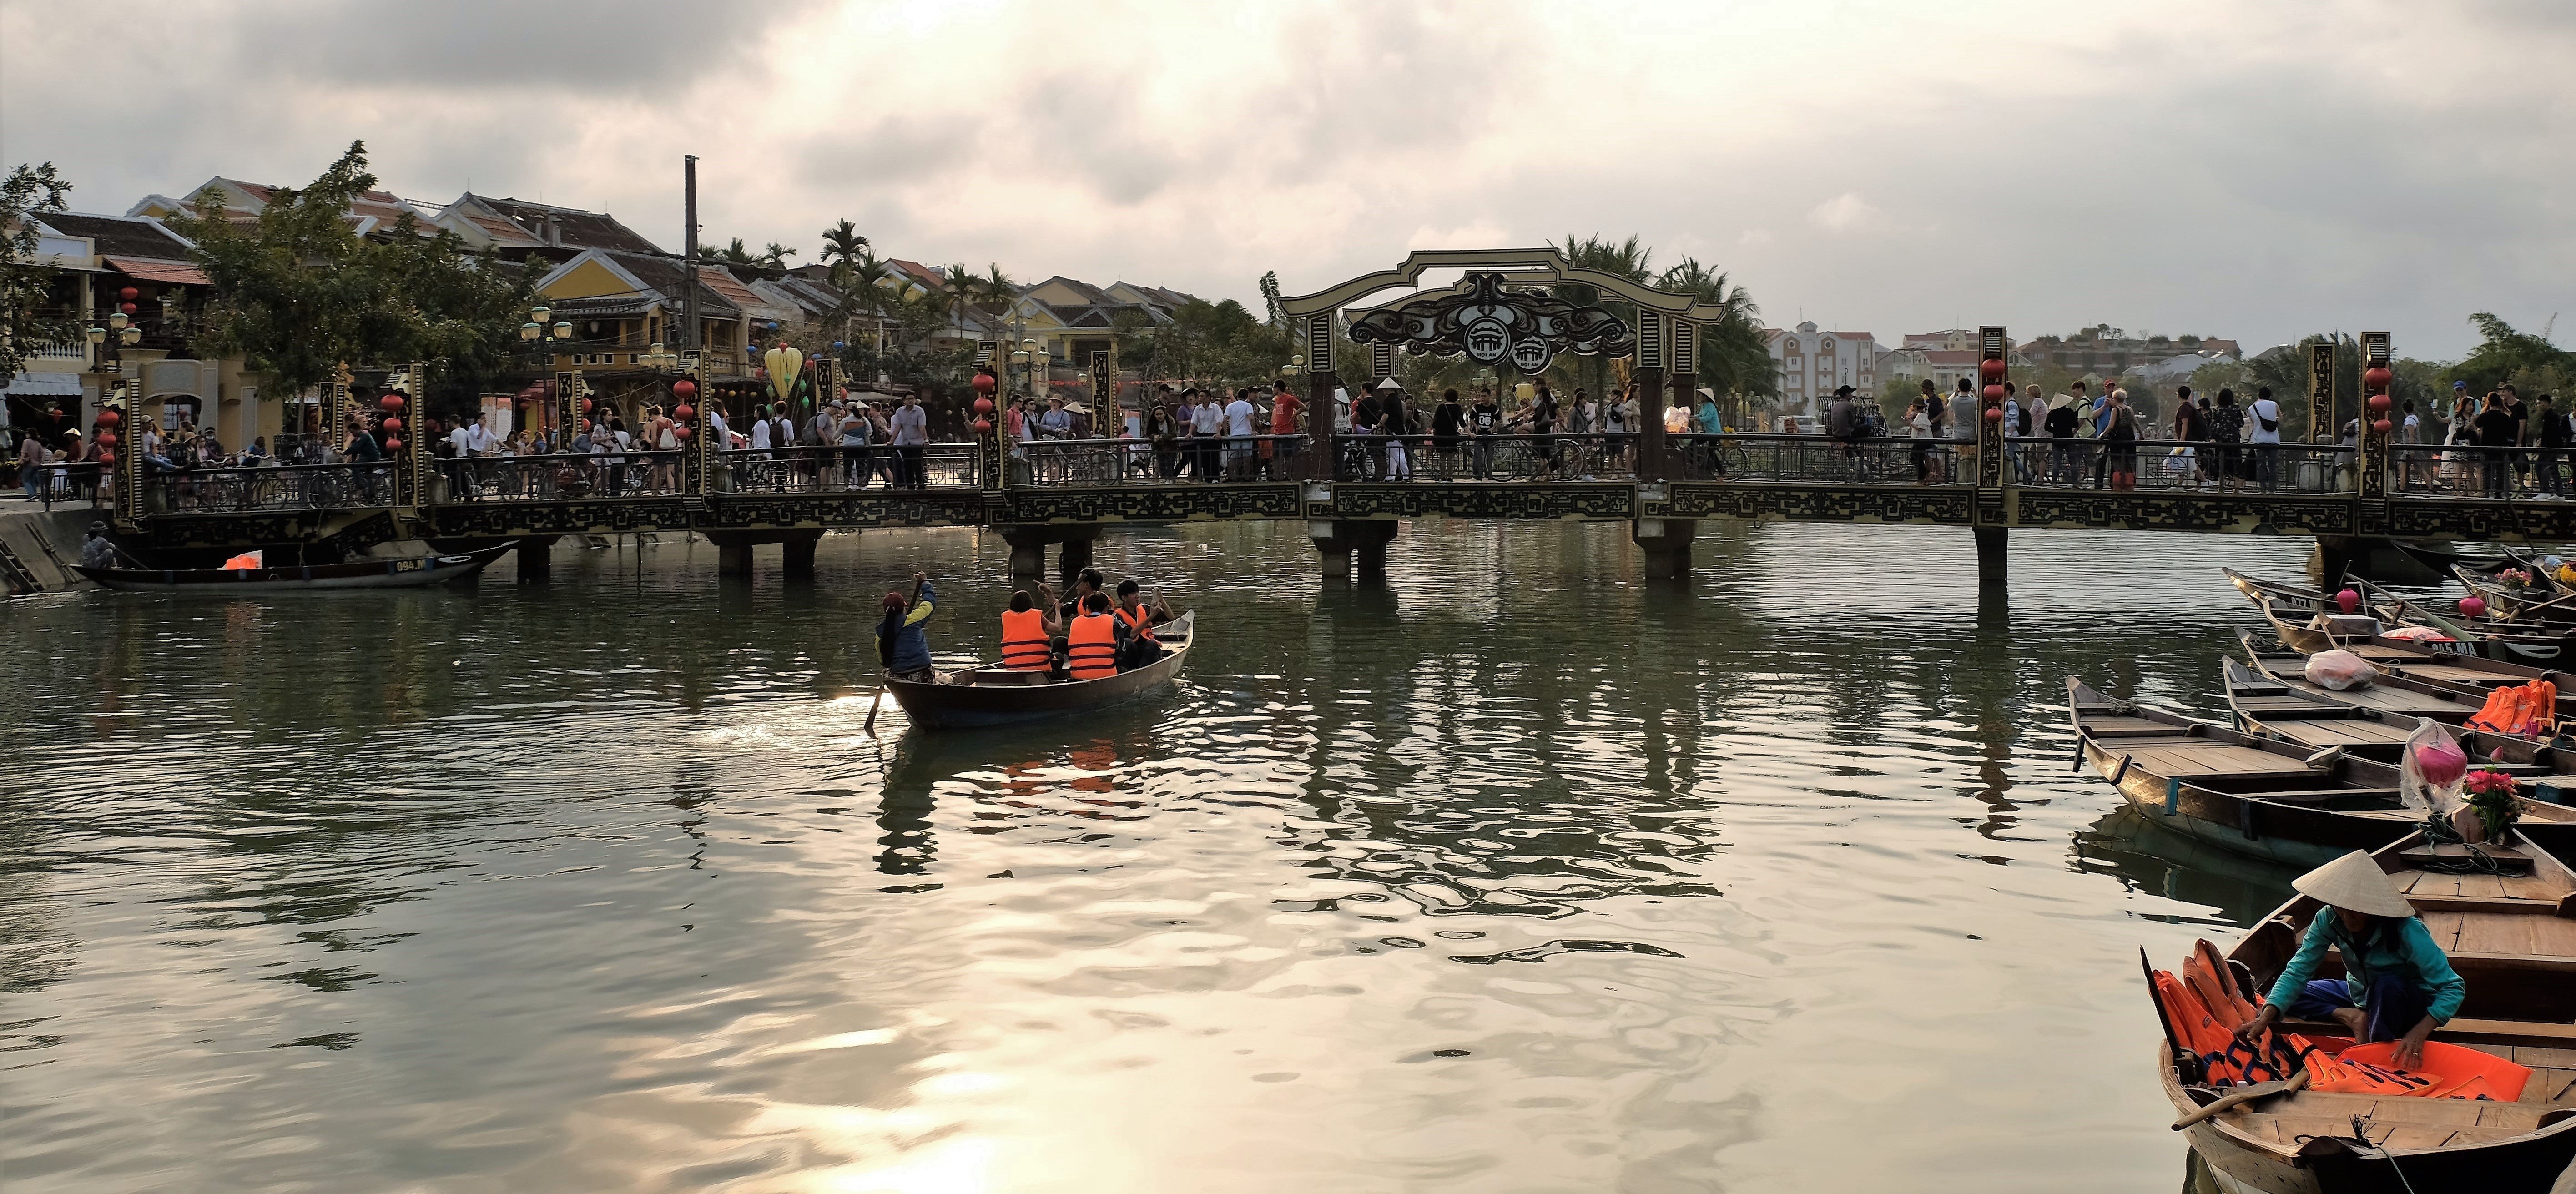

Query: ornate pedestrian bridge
[96,252,2572,581]
[111,431,2576,582]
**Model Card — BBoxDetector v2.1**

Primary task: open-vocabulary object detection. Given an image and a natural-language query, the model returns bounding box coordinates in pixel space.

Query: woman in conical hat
[2235,851,2464,1069]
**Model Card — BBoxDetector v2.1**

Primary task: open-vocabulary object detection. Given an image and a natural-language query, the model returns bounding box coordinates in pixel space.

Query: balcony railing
[2002,436,2349,494]
[716,444,982,492]
[136,461,398,513]
[1669,433,1969,485]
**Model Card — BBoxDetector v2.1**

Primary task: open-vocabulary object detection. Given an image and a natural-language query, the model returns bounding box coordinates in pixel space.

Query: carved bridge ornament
[1346,272,1632,376]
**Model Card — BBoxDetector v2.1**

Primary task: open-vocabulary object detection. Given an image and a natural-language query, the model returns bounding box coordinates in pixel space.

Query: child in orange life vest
[2236,851,2465,1071]
[1064,592,1122,680]
[1112,579,1174,669]
[998,589,1063,674]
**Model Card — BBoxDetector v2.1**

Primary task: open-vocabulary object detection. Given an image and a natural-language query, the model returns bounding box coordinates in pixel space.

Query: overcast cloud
[4,0,2567,357]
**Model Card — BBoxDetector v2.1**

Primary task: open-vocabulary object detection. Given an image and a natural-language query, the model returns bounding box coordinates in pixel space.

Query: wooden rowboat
[74,543,514,592]
[2227,568,2572,665]
[2069,677,2483,869]
[2167,833,2576,1193]
[2252,630,2576,722]
[885,611,1195,731]
[2219,653,2576,815]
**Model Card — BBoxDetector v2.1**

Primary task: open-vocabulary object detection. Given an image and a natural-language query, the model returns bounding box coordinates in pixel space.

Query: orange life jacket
[1000,608,1051,671]
[2468,680,2559,737]
[1066,612,1119,680]
[2305,1038,2531,1101]
[2152,940,2531,1099]
[1114,603,1155,641]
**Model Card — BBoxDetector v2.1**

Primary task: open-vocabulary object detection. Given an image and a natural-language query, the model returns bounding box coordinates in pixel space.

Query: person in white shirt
[890,393,929,489]
[1187,388,1224,481]
[1221,388,1258,480]
[2247,384,2285,491]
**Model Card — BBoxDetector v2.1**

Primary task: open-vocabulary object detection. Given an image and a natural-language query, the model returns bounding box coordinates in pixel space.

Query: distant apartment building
[1765,322,1878,417]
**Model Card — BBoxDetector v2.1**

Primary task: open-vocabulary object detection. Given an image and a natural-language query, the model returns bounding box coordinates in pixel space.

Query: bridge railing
[1330,432,1639,482]
[2002,436,2350,494]
[1010,435,1302,485]
[2390,443,2576,498]
[440,451,688,500]
[716,444,983,492]
[1669,433,1969,485]
[136,460,400,513]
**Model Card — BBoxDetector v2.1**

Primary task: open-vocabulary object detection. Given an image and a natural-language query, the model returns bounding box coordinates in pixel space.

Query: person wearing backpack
[2247,385,2286,490]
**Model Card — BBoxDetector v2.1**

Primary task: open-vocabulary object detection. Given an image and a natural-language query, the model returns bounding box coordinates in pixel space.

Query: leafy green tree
[818,219,868,268]
[170,141,537,409]
[2453,312,2574,394]
[0,162,78,383]
[1659,256,1778,408]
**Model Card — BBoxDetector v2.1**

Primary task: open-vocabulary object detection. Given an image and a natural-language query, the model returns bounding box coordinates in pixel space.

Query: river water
[2,520,2329,1193]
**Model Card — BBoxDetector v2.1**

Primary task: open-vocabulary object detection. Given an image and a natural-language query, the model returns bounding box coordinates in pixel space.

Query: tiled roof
[39,212,196,260]
[471,195,664,254]
[585,251,741,317]
[887,259,948,289]
[696,267,762,310]
[105,257,212,287]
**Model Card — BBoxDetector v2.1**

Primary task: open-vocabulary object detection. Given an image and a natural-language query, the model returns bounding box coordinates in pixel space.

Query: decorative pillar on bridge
[1664,317,1695,480]
[1634,309,1666,482]
[680,351,708,498]
[1302,313,1337,481]
[1973,326,2010,586]
[389,361,426,510]
[110,379,139,528]
[556,370,585,469]
[2358,333,2391,503]
[2307,341,2337,446]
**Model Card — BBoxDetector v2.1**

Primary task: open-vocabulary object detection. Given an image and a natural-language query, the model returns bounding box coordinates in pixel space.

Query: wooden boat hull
[885,611,1194,730]
[73,543,513,592]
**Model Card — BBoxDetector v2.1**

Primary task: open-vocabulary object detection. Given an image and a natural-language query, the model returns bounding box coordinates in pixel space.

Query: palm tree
[714,237,757,266]
[758,242,798,269]
[819,219,867,268]
[979,263,1018,312]
[1551,235,1656,398]
[1659,256,1777,421]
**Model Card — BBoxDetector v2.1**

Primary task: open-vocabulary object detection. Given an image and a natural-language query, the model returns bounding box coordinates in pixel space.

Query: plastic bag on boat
[2381,625,2453,643]
[2399,717,2468,816]
[2304,649,2377,691]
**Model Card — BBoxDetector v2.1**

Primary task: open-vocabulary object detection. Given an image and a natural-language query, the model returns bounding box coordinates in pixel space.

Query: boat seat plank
[2456,874,2510,899]
[2418,911,2466,948]
[2512,1046,2576,1068]
[2269,721,2420,746]
[2263,1091,2533,1127]
[2129,745,2313,776]
[2407,893,2567,916]
[2079,716,2189,735]
[2516,1068,2576,1106]
[2406,873,2464,896]
[2455,916,2539,957]
[2530,917,2576,959]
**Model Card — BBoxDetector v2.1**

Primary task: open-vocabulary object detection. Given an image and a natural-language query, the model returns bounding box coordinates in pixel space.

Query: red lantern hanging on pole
[672,379,697,400]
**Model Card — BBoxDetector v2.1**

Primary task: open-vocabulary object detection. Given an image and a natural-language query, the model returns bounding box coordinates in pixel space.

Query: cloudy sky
[4,0,2567,358]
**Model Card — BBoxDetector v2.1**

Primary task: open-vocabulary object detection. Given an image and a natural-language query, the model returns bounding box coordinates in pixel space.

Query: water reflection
[0,521,2332,1193]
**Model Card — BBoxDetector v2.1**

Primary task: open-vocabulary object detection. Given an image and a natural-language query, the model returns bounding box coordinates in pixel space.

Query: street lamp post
[522,303,575,451]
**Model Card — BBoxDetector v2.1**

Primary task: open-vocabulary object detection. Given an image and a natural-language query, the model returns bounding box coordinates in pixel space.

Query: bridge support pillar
[781,531,820,580]
[717,536,755,577]
[515,537,553,583]
[998,526,1101,584]
[1312,519,1396,579]
[1633,519,1695,579]
[1974,527,2007,587]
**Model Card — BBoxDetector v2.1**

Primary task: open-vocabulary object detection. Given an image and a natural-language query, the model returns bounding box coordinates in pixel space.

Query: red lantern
[2372,418,2393,436]
[2367,393,2392,414]
[96,408,120,427]
[2364,367,2393,390]
[96,451,115,466]
[972,371,998,394]
[96,431,118,448]
[672,379,697,400]
[973,417,993,433]
[120,302,137,315]
[1982,384,2005,401]
[2336,588,2360,614]
[581,398,595,414]
[672,403,695,421]
[118,286,138,302]
[973,396,994,416]
[383,417,402,433]
[2461,596,2489,618]
[1979,358,2006,382]
[1983,405,2004,421]
[385,438,404,453]
[674,426,692,440]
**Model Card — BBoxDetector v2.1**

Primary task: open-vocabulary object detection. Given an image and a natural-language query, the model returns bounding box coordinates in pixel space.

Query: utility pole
[681,155,699,351]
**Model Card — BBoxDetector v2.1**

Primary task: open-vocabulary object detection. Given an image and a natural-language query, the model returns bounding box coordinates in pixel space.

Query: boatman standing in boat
[2234,850,2465,1070]
[875,572,937,683]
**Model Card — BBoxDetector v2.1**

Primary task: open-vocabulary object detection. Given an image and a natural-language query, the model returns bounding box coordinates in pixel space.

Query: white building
[1766,322,1879,418]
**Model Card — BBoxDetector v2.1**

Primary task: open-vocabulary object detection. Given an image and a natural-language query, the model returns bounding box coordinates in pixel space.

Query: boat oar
[2173,1069,2309,1130]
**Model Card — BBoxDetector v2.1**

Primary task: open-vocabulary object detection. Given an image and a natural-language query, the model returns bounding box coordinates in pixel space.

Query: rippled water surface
[3,520,2330,1192]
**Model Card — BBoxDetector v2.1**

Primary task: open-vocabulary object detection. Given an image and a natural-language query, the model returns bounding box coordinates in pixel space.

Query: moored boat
[74,543,514,592]
[2162,834,2576,1193]
[2069,677,2477,868]
[885,611,1196,730]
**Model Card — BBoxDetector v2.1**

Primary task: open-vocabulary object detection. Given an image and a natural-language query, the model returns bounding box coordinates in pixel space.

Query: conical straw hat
[2291,850,2415,918]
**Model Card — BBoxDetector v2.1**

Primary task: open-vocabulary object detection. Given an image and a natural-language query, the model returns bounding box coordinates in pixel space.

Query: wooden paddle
[863,574,928,734]
[2173,1069,2309,1130]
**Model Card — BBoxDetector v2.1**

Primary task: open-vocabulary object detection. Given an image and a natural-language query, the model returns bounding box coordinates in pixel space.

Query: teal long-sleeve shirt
[2263,907,2466,1025]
